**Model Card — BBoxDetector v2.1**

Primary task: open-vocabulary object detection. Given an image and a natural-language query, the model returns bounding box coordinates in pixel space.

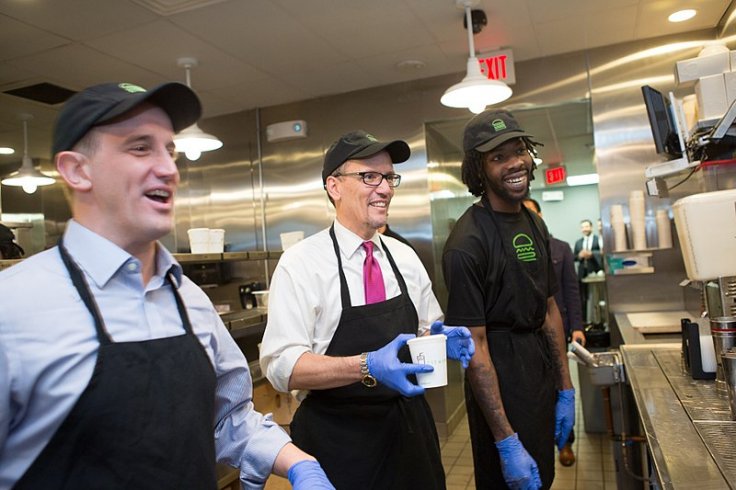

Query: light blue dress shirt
[0,220,290,489]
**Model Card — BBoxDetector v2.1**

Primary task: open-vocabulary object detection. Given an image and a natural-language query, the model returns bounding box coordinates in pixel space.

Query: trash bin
[578,332,610,434]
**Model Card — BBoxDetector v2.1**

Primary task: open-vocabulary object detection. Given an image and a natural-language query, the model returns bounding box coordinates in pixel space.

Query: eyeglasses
[333,171,402,188]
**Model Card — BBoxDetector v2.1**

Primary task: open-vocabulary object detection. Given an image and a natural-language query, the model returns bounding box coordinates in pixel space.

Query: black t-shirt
[442,202,558,331]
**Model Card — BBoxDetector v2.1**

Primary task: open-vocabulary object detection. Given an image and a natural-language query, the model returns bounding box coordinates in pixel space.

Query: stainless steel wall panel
[588,29,719,313]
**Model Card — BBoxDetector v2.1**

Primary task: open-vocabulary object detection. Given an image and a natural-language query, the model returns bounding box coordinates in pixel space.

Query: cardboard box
[675,50,730,85]
[695,73,728,119]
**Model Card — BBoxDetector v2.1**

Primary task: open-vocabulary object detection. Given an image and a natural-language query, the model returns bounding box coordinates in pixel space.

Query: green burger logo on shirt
[512,233,537,262]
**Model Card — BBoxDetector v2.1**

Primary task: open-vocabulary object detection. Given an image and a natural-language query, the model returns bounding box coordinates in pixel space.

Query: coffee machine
[673,189,736,394]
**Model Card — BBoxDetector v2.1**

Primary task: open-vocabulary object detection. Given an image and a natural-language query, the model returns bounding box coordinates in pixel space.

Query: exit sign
[544,166,567,185]
[478,49,516,84]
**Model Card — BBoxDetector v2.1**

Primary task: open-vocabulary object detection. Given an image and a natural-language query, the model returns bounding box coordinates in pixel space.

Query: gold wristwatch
[360,352,377,388]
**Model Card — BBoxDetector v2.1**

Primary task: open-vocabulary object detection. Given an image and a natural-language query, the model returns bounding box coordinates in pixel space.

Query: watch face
[362,375,377,388]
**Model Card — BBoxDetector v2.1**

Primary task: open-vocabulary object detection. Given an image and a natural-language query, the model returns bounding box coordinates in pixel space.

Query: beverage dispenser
[673,189,736,394]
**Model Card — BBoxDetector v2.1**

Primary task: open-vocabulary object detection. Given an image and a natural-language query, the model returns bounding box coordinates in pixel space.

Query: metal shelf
[173,251,283,263]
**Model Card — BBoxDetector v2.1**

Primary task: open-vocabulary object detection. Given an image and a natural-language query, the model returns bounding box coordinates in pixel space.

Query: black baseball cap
[463,109,534,153]
[322,130,410,184]
[52,82,202,155]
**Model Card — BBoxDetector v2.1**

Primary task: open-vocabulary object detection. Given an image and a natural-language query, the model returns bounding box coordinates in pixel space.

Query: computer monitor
[641,85,683,158]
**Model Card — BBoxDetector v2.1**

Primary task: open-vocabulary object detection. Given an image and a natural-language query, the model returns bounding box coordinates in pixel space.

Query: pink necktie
[362,241,386,304]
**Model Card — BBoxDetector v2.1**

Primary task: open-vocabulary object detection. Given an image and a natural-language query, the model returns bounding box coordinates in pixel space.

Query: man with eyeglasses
[260,130,474,489]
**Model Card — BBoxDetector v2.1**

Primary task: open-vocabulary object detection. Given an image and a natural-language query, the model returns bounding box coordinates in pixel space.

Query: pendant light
[1,115,55,194]
[441,0,512,114]
[173,57,223,161]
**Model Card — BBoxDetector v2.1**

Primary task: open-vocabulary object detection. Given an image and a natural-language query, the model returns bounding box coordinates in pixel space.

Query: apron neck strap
[58,238,112,345]
[328,225,409,310]
[57,239,194,344]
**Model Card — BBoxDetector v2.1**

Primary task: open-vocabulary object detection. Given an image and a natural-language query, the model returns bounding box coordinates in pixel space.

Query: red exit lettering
[478,55,508,81]
[544,166,567,185]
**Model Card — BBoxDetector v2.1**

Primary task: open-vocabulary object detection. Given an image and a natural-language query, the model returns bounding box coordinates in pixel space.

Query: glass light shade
[441,57,513,114]
[173,124,223,161]
[1,155,55,194]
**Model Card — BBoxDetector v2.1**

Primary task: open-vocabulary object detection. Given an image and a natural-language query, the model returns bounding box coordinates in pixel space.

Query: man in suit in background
[573,219,602,324]
[524,199,586,467]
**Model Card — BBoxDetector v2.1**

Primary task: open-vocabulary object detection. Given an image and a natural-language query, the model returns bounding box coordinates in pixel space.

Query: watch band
[360,352,377,388]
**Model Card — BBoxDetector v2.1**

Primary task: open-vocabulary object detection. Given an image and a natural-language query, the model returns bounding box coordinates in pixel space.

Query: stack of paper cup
[629,190,646,250]
[188,228,210,254]
[655,209,672,249]
[209,229,225,253]
[610,204,627,252]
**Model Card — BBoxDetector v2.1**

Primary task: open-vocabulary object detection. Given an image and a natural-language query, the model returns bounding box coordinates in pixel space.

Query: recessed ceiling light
[0,147,15,155]
[669,9,697,23]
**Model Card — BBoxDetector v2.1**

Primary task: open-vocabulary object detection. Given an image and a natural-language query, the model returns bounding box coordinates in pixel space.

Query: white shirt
[259,219,443,400]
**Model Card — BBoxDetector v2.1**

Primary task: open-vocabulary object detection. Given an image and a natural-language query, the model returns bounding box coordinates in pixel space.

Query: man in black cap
[260,130,474,489]
[0,82,332,489]
[0,224,24,259]
[442,110,575,489]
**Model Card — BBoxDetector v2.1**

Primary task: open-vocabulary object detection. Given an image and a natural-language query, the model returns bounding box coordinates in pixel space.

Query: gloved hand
[287,460,335,489]
[430,321,475,369]
[495,433,542,490]
[366,333,433,397]
[555,388,576,450]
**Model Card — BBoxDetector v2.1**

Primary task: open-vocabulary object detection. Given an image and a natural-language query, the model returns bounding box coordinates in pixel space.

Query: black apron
[15,241,217,490]
[289,226,444,490]
[466,198,556,490]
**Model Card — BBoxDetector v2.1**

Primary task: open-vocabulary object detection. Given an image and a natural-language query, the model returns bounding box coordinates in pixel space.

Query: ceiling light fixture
[0,148,14,155]
[1,114,54,194]
[173,57,223,161]
[668,9,697,23]
[441,0,512,114]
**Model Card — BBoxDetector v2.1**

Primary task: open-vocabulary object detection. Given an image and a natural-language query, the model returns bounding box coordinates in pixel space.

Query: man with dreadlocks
[441,110,575,490]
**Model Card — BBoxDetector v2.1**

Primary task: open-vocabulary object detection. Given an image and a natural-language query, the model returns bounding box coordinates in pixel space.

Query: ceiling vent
[4,83,76,105]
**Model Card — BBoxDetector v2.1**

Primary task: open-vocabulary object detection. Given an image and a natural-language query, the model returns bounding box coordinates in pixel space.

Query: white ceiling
[0,0,731,161]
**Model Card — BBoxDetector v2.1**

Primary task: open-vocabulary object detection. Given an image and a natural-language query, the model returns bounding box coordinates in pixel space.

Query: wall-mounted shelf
[1,250,285,272]
[173,251,283,263]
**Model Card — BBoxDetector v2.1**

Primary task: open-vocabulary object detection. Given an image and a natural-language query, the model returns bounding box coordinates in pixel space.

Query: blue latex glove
[495,433,542,490]
[430,321,475,369]
[366,333,433,397]
[287,460,335,489]
[555,388,576,450]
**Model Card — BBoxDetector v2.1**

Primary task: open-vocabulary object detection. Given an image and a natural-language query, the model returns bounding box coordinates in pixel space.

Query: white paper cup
[209,228,225,253]
[253,291,269,308]
[407,334,447,388]
[188,228,210,254]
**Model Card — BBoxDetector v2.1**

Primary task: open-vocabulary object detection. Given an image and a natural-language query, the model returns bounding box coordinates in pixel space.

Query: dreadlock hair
[461,136,543,197]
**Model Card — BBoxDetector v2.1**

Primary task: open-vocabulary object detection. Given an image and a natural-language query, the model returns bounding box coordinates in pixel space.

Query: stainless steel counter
[220,308,267,339]
[614,312,687,346]
[620,344,735,488]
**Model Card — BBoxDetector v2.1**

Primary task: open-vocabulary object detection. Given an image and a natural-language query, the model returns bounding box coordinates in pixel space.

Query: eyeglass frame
[331,171,402,188]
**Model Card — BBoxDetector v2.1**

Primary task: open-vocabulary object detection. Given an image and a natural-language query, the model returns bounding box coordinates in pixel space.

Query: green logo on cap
[118,83,147,94]
[365,133,378,142]
[491,119,507,132]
